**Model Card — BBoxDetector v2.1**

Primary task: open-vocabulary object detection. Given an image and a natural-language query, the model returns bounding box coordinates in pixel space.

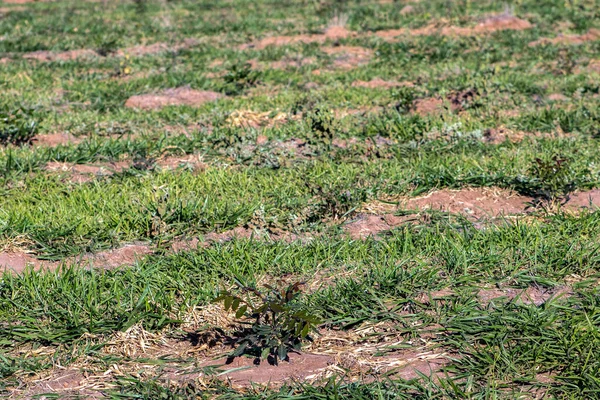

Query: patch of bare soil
[46,161,129,183]
[478,285,572,306]
[155,154,207,171]
[322,46,373,69]
[22,49,97,62]
[413,88,479,116]
[412,97,446,116]
[564,190,600,210]
[344,214,415,239]
[80,244,153,269]
[124,87,224,110]
[243,26,353,50]
[0,6,27,13]
[0,252,57,274]
[529,28,600,46]
[547,93,569,101]
[351,78,412,89]
[10,369,103,400]
[117,38,198,57]
[404,188,533,219]
[482,127,529,144]
[32,132,82,147]
[400,5,415,15]
[374,28,408,40]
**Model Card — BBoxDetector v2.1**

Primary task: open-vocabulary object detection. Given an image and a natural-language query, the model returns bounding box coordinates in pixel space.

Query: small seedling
[522,154,577,205]
[213,279,319,365]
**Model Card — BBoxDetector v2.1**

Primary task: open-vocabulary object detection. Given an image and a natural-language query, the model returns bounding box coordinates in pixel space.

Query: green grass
[1,0,600,397]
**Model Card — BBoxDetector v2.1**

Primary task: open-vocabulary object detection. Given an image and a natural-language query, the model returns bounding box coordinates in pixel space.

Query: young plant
[222,62,261,95]
[520,154,578,205]
[213,279,319,365]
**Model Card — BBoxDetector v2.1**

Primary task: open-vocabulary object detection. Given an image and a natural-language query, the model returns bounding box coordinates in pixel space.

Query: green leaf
[278,344,287,361]
[235,305,248,319]
[224,296,233,311]
[232,298,240,311]
[261,347,271,360]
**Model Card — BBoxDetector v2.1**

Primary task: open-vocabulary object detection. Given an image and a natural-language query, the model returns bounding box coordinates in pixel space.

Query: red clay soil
[244,26,353,50]
[32,132,82,147]
[405,188,532,219]
[80,244,153,269]
[344,214,413,239]
[565,190,600,210]
[0,252,57,274]
[351,78,412,89]
[413,89,479,116]
[1,243,152,274]
[529,28,600,46]
[322,46,373,69]
[588,59,600,73]
[125,88,224,110]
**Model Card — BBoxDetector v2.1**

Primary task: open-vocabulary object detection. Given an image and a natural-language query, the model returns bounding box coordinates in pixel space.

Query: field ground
[1,0,600,398]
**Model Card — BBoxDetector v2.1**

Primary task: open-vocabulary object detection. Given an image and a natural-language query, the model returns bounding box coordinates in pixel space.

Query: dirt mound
[118,39,198,57]
[244,26,352,50]
[124,88,224,110]
[482,127,530,144]
[564,190,600,209]
[46,161,129,183]
[547,93,569,101]
[344,214,412,239]
[322,46,373,69]
[529,28,600,46]
[32,133,82,147]
[81,244,153,269]
[413,89,479,116]
[351,78,411,89]
[404,188,532,219]
[413,97,446,116]
[0,252,56,274]
[374,28,407,40]
[23,49,97,62]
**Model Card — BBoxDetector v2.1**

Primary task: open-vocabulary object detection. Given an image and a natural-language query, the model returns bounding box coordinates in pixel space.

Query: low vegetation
[1,0,599,398]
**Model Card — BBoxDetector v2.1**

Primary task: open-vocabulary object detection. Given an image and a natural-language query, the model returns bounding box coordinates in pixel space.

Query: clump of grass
[0,104,38,146]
